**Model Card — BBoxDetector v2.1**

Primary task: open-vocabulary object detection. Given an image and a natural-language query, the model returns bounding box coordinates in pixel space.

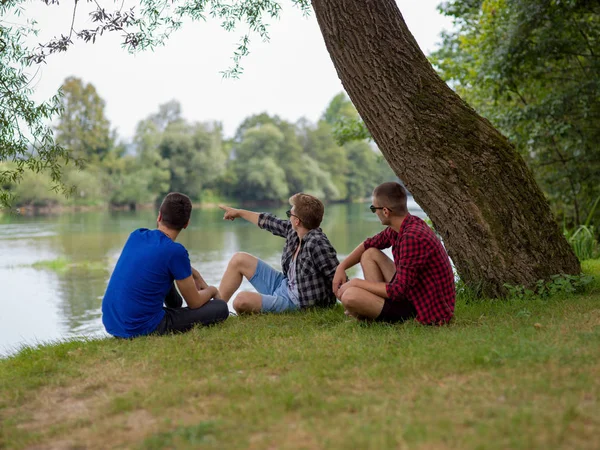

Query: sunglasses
[286,209,300,220]
[369,205,392,213]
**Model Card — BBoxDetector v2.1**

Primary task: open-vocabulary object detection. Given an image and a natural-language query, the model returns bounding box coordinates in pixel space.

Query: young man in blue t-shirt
[102,192,229,338]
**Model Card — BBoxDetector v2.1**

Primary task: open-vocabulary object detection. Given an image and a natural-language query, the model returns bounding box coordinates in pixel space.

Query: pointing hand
[219,205,240,221]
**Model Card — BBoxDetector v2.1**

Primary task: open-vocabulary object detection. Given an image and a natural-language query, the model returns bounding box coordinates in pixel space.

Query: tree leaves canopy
[432,0,600,225]
[0,0,75,208]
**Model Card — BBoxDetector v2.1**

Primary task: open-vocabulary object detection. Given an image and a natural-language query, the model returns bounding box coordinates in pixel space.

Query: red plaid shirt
[363,215,455,325]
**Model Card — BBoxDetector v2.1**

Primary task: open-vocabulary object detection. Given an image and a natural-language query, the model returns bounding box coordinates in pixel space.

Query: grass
[31,257,107,274]
[1,260,599,449]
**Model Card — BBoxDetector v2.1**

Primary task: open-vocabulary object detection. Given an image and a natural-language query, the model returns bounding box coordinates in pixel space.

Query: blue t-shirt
[102,228,192,338]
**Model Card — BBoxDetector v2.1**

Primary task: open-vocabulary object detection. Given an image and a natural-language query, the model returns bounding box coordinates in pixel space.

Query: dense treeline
[0,77,394,209]
[2,0,597,230]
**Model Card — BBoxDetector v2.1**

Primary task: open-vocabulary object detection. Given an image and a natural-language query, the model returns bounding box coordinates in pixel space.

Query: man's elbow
[191,300,209,309]
[184,296,207,309]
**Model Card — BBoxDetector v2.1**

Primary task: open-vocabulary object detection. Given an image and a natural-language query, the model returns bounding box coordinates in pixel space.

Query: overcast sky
[23,1,453,140]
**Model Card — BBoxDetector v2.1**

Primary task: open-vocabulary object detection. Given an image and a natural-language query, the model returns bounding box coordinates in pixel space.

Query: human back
[391,213,455,324]
[102,192,228,338]
[102,228,191,337]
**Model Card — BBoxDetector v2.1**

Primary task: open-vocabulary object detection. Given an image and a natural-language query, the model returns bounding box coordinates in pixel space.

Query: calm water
[0,201,425,356]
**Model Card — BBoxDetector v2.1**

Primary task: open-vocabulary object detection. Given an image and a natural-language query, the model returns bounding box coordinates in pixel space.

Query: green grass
[1,261,599,449]
[31,257,107,274]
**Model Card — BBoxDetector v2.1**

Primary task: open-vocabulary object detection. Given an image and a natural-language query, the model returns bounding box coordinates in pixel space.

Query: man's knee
[229,252,250,269]
[211,299,230,321]
[233,292,258,313]
[361,247,383,264]
[340,287,362,311]
[229,252,257,275]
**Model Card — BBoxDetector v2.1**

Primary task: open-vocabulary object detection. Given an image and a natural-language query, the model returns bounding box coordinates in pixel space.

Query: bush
[566,225,599,261]
[12,170,61,207]
[564,196,600,261]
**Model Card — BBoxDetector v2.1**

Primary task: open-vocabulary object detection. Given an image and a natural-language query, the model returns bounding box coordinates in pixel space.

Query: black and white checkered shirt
[258,213,339,309]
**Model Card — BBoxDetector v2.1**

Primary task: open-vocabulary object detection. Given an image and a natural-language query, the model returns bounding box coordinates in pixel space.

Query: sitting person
[102,192,229,338]
[333,182,455,325]
[218,193,339,314]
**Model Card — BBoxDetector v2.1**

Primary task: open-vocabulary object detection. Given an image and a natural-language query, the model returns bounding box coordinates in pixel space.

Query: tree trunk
[311,0,580,296]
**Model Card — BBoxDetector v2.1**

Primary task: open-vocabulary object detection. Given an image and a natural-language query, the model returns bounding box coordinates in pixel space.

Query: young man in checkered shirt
[218,193,340,314]
[333,182,455,325]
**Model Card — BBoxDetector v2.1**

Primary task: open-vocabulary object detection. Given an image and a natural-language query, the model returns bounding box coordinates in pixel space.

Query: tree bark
[311,0,580,296]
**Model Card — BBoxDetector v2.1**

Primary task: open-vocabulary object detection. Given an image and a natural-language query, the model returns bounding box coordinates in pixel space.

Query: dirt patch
[7,360,151,446]
[581,309,600,332]
[248,418,323,450]
[24,409,160,450]
[15,378,128,433]
[8,364,220,450]
[27,440,87,450]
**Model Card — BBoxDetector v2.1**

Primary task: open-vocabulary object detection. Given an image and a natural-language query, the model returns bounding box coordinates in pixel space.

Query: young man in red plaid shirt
[333,182,455,325]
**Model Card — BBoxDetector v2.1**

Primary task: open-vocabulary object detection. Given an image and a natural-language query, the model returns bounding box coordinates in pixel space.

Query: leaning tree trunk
[311,0,580,296]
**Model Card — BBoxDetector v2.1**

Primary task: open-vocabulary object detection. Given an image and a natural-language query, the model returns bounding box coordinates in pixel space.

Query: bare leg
[232,291,263,314]
[340,287,386,320]
[360,248,395,283]
[218,252,259,302]
[341,249,395,320]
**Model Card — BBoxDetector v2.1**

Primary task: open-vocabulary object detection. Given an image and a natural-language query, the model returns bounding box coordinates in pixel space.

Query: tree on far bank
[158,114,226,200]
[313,93,397,201]
[132,118,171,201]
[148,100,183,133]
[55,77,113,163]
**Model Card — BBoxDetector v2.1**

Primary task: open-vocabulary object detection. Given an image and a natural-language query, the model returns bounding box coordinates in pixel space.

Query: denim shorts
[248,260,299,313]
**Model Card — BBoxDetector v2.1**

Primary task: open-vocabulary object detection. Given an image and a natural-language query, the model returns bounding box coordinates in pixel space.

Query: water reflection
[0,200,425,356]
[54,269,108,335]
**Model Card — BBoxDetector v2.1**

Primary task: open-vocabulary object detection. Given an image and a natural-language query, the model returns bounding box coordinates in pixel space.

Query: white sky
[21,0,452,140]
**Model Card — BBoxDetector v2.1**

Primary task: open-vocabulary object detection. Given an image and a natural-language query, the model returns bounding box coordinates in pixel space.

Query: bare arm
[191,267,208,290]
[219,205,259,226]
[338,278,389,299]
[176,275,219,309]
[332,243,366,297]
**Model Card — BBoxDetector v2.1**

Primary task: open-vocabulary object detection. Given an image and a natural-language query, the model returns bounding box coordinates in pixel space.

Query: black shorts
[155,284,229,334]
[376,298,417,323]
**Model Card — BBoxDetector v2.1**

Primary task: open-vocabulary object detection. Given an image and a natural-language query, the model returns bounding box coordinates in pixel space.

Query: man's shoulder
[305,228,334,247]
[163,238,188,257]
[402,216,442,247]
[123,228,149,248]
[127,229,187,254]
[128,227,148,238]
[403,216,431,234]
[128,228,160,241]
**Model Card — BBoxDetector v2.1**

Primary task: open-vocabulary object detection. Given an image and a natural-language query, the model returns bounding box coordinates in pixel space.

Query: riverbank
[3,198,362,217]
[2,260,599,449]
[6,201,221,217]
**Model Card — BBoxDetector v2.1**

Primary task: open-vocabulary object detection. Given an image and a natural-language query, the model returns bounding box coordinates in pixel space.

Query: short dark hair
[159,192,192,230]
[373,182,408,215]
[289,193,324,230]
